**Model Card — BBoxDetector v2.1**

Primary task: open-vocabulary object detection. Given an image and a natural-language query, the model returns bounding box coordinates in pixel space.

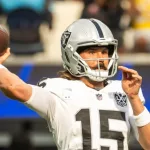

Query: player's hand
[0,48,10,64]
[118,66,142,100]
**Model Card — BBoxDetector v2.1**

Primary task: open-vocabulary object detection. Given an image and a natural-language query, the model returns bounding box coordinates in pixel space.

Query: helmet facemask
[71,44,118,81]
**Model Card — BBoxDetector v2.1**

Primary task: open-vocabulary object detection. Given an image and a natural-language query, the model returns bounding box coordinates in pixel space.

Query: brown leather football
[0,25,9,56]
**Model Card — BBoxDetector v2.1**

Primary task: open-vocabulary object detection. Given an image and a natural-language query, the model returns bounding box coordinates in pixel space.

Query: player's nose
[97,51,103,58]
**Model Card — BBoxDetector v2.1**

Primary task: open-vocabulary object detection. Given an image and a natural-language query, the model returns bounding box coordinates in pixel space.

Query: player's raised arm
[0,25,32,102]
[118,66,150,150]
[0,48,32,102]
[0,48,56,119]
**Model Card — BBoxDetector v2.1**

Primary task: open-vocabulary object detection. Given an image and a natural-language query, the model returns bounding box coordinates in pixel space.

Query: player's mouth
[91,63,107,70]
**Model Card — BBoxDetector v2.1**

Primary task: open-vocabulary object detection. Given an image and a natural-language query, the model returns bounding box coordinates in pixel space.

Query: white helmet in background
[61,18,119,82]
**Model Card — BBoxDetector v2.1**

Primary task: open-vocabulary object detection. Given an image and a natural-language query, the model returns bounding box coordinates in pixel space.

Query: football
[0,25,9,56]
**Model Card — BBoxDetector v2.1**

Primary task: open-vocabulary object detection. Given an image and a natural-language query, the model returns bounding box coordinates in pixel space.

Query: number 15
[76,109,126,150]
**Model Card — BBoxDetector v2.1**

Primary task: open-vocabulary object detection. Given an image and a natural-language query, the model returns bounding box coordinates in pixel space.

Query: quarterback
[0,19,150,150]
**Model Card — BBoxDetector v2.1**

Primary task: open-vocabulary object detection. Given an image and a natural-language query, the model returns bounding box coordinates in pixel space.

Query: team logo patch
[61,31,71,49]
[96,94,102,100]
[114,92,127,107]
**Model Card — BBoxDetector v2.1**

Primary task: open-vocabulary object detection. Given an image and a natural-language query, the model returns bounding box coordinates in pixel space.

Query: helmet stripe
[90,19,104,38]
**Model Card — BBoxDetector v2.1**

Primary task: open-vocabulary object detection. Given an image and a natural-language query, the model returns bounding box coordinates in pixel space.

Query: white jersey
[25,78,145,150]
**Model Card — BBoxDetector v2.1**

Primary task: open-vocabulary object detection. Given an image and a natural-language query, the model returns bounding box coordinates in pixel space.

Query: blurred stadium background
[0,0,149,149]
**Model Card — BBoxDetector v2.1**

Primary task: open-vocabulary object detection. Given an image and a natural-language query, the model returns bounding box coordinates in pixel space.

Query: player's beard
[84,62,107,88]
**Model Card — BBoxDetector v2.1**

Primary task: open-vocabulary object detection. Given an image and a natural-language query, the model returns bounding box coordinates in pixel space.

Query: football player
[0,19,150,150]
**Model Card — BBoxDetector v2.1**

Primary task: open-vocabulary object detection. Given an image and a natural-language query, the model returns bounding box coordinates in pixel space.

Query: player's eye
[102,48,108,54]
[88,50,95,54]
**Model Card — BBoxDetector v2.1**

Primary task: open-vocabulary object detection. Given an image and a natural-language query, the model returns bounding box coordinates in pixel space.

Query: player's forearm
[138,124,150,150]
[0,68,32,102]
[128,95,145,116]
[129,96,150,149]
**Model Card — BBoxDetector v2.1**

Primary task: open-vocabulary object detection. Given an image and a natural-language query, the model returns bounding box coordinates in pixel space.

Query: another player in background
[0,19,150,150]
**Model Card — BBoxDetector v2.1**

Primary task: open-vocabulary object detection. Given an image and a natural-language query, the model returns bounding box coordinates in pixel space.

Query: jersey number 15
[76,109,126,150]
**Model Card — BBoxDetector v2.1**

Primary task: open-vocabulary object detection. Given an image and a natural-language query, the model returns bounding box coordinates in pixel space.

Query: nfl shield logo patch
[114,92,127,107]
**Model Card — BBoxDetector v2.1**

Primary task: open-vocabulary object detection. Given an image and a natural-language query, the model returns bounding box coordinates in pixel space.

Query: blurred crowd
[80,0,150,53]
[0,0,150,55]
[0,0,54,55]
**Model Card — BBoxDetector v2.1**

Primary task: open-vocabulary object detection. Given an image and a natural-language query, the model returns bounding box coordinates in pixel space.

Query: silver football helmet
[61,18,119,82]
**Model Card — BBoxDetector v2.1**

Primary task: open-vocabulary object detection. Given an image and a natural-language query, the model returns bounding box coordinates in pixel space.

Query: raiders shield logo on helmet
[61,31,71,49]
[114,92,127,107]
